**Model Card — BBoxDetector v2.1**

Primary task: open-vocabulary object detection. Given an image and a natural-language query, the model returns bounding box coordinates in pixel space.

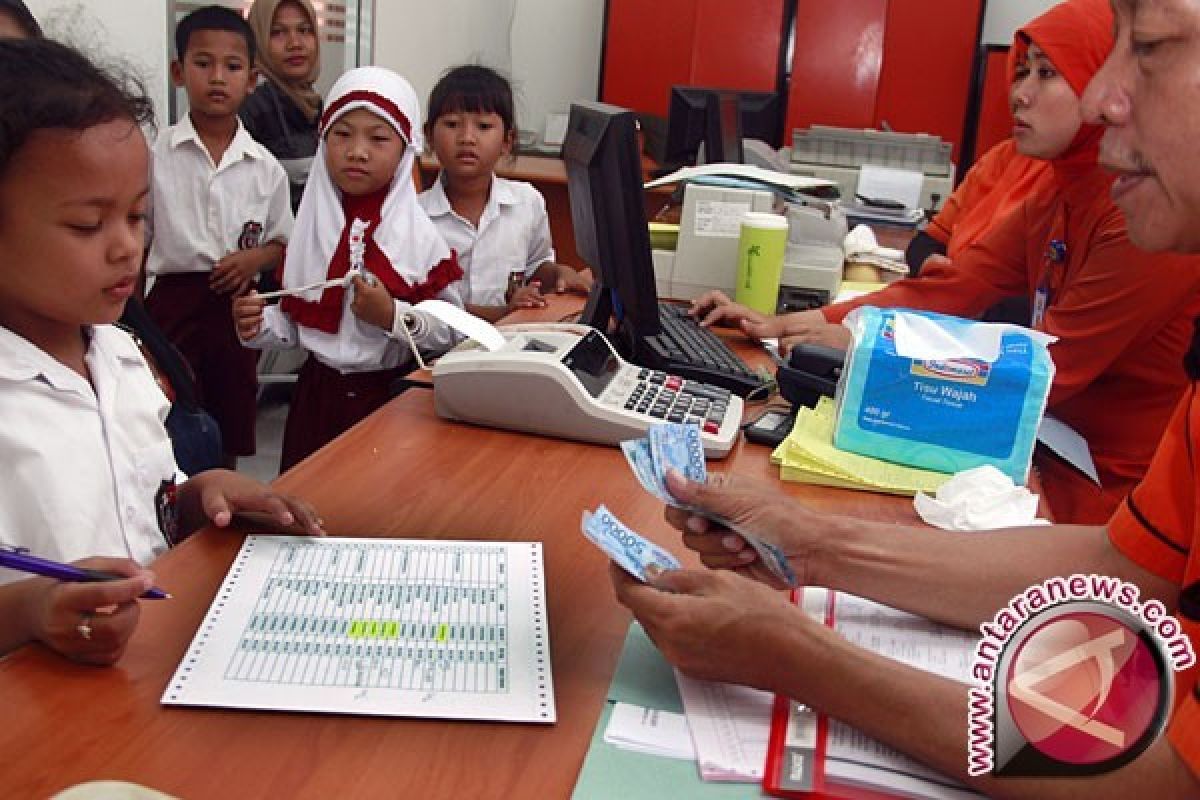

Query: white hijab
[282,66,451,301]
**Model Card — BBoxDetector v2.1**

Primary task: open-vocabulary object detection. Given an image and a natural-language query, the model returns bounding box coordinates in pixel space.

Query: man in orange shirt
[693,0,1200,526]
[609,1,1200,792]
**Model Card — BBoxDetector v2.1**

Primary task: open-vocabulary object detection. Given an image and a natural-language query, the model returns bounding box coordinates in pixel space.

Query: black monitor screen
[563,101,660,339]
[663,86,780,168]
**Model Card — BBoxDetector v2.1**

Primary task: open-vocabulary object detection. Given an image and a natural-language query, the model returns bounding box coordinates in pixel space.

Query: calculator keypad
[613,368,731,435]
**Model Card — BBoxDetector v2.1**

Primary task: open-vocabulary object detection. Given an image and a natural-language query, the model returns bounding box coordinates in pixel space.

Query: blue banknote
[623,422,798,588]
[648,422,707,485]
[582,505,681,582]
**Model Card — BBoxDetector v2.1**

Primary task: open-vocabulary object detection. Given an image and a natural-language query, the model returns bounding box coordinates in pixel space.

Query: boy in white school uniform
[145,6,293,467]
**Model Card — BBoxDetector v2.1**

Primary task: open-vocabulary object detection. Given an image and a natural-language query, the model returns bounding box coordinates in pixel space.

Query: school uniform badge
[238,220,264,250]
[155,479,180,546]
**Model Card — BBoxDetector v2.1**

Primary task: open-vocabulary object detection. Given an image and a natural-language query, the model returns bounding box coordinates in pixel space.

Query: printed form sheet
[163,536,555,723]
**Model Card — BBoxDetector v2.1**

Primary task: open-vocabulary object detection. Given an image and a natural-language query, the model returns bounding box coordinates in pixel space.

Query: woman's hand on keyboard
[779,321,852,355]
[689,290,768,331]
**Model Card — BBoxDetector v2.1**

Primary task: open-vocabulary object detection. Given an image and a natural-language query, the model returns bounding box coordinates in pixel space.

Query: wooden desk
[0,299,925,799]
[417,154,672,271]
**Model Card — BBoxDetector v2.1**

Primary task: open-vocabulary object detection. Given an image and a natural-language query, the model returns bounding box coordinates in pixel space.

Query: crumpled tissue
[843,224,907,273]
[913,465,1050,531]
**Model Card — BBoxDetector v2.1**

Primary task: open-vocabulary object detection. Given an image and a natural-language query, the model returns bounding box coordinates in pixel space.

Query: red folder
[762,590,893,799]
[761,591,970,800]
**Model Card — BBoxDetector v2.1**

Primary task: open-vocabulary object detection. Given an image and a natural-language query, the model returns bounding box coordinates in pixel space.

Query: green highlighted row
[347,620,451,641]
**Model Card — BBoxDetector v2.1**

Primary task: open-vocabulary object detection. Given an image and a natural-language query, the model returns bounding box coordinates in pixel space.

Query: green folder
[571,623,762,799]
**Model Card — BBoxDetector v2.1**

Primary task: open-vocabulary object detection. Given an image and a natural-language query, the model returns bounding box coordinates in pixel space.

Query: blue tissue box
[833,307,1054,484]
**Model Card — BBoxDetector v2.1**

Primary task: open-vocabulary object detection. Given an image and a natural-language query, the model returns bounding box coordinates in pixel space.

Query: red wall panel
[786,0,887,132]
[974,48,1015,166]
[874,0,984,163]
[690,0,784,91]
[601,0,697,117]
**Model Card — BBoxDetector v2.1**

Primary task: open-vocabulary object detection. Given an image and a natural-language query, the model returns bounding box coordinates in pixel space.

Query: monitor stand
[578,282,613,332]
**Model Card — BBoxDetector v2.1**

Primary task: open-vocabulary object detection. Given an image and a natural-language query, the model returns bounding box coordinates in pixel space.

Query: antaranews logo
[967,574,1195,777]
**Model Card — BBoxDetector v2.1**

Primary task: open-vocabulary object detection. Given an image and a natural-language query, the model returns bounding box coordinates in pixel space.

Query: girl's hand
[178,469,325,538]
[25,558,155,666]
[552,264,593,295]
[349,275,395,331]
[232,292,266,341]
[508,282,547,310]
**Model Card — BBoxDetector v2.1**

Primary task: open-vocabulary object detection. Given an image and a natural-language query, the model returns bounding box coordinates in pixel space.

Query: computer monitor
[663,86,781,168]
[563,101,662,346]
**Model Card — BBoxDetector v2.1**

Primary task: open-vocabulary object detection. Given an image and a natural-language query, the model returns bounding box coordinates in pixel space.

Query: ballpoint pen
[0,545,171,599]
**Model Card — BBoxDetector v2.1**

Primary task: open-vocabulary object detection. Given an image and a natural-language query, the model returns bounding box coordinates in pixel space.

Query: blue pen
[0,545,171,599]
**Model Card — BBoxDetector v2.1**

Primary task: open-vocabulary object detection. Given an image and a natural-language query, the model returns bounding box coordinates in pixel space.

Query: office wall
[26,0,171,127]
[602,0,785,120]
[981,0,1057,46]
[374,0,605,144]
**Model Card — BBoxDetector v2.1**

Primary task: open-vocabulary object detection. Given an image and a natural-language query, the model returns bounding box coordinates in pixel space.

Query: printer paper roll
[413,299,506,352]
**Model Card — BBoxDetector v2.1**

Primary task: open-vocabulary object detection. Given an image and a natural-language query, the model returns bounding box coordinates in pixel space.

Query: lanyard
[1032,237,1066,329]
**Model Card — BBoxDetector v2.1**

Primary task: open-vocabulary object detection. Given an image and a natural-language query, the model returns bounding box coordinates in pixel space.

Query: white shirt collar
[169,114,261,168]
[0,325,142,389]
[425,173,517,220]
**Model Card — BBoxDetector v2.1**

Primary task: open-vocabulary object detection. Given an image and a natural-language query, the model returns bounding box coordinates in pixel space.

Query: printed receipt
[411,298,506,351]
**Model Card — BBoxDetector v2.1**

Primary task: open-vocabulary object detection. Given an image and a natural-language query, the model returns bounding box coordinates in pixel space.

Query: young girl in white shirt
[0,38,322,665]
[418,65,592,322]
[235,67,465,470]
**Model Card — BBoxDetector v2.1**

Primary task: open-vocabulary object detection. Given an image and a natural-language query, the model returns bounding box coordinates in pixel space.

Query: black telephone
[776,343,845,409]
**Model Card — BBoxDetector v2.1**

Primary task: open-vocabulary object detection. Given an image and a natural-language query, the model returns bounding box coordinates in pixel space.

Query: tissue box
[833,307,1055,484]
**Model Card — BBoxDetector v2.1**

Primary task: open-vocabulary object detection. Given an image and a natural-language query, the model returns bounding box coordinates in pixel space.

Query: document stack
[769,397,951,496]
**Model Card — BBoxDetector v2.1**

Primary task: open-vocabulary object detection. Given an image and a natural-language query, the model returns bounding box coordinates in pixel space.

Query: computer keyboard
[640,303,766,397]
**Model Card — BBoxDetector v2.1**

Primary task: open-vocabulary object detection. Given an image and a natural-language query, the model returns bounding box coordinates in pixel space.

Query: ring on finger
[76,613,93,641]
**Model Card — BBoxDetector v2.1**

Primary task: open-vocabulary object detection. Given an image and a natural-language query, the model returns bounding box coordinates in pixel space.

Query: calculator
[433,326,744,457]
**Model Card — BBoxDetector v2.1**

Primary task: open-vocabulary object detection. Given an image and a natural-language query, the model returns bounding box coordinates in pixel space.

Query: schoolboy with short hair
[145,5,293,466]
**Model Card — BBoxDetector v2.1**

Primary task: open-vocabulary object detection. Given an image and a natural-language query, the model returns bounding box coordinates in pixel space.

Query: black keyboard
[639,303,766,397]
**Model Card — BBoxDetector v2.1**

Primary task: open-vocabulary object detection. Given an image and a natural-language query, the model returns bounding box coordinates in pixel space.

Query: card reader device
[433,326,743,458]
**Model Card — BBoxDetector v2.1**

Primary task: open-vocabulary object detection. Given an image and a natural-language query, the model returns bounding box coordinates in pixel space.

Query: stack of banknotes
[582,422,797,587]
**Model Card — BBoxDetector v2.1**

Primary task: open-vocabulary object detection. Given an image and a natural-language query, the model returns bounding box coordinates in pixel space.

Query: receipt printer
[432,327,743,457]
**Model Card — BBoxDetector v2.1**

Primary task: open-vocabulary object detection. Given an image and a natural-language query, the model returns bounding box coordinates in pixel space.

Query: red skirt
[281,357,403,472]
[145,273,258,456]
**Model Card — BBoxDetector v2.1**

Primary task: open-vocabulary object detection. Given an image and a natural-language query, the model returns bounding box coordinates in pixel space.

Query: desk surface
[0,299,925,799]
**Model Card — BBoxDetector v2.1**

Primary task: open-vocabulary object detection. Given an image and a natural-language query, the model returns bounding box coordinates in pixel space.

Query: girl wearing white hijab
[235,66,464,470]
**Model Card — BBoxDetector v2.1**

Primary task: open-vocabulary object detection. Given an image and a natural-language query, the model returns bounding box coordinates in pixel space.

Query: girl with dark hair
[0,0,41,38]
[0,38,322,664]
[418,64,592,322]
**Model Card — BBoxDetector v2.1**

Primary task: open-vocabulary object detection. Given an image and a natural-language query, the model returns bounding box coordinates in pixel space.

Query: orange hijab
[930,0,1112,260]
[1010,0,1112,181]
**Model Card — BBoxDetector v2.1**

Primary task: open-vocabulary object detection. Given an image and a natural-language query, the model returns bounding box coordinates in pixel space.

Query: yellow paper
[775,398,950,495]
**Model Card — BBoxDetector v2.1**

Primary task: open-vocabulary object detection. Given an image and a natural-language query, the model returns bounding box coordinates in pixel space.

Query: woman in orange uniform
[694,0,1200,525]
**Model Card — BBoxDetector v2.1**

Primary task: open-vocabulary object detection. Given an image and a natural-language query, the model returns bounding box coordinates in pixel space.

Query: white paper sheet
[162,536,555,724]
[856,164,924,210]
[824,595,981,799]
[604,702,697,760]
[1037,414,1100,485]
[675,671,774,782]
